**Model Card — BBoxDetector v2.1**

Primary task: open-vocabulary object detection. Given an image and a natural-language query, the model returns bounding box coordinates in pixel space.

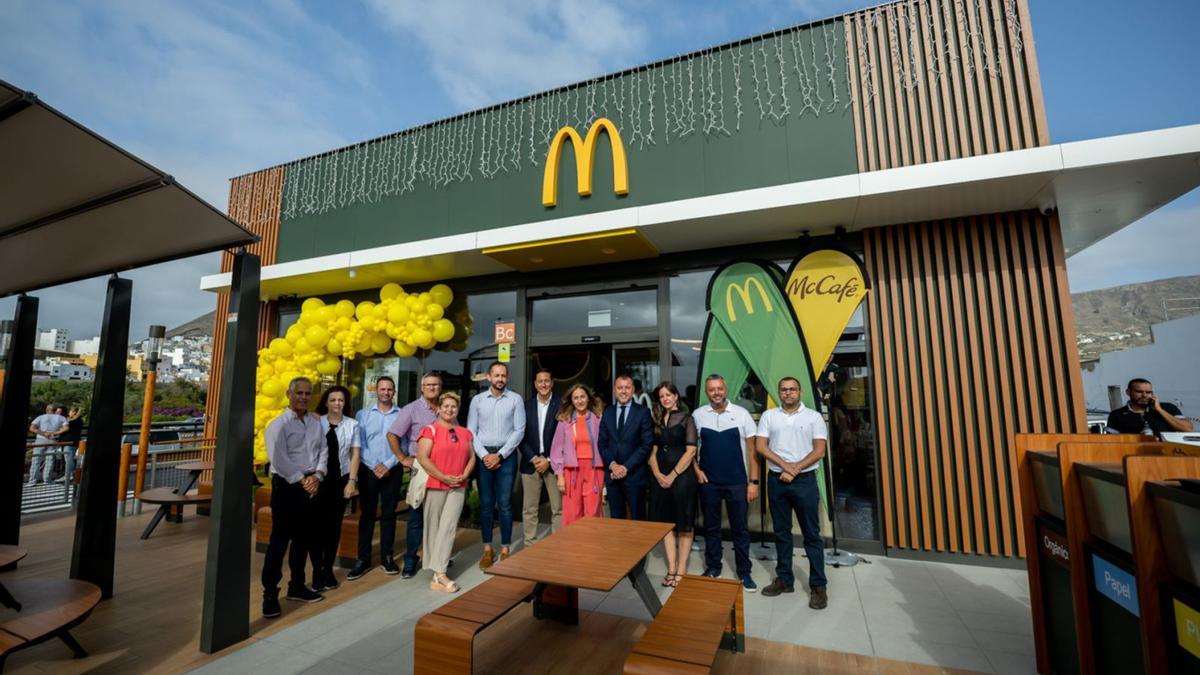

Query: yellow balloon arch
[252,283,461,464]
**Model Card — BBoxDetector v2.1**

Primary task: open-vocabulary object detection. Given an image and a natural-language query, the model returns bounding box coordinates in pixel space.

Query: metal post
[134,325,164,513]
[200,251,259,653]
[0,297,38,550]
[70,276,132,598]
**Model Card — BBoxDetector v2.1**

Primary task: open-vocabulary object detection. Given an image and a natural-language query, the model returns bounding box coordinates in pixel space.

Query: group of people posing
[261,361,830,619]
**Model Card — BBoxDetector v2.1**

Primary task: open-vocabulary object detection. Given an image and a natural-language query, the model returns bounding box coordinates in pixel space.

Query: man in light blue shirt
[348,376,403,580]
[467,361,525,569]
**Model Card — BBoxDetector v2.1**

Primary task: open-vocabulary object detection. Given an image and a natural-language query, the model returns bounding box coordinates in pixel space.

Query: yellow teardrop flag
[784,249,869,375]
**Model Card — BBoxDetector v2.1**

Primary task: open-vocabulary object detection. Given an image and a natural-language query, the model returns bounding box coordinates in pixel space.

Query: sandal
[661,573,676,587]
[430,574,459,593]
[666,574,679,588]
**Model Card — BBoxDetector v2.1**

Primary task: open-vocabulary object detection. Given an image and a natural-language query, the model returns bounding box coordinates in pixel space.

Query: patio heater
[132,325,165,514]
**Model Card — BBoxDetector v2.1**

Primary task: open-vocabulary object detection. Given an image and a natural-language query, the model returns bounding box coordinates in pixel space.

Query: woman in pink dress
[549,384,604,525]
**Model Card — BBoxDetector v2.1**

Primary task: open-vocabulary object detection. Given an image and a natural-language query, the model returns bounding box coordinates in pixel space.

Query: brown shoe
[809,586,828,610]
[479,548,494,570]
[496,548,510,563]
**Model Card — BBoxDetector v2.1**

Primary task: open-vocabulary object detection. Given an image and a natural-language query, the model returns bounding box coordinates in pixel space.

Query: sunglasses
[449,428,459,443]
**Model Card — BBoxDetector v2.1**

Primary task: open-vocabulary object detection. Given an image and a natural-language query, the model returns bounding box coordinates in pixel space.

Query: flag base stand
[826,548,867,568]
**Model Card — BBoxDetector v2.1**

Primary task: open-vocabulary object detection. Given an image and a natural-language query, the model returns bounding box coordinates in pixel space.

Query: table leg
[532,583,578,625]
[141,505,171,539]
[0,581,22,611]
[58,630,88,658]
[176,470,201,496]
[627,557,662,617]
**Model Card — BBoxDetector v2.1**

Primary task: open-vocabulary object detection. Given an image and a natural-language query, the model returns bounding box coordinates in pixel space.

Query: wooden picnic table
[486,517,673,624]
[0,546,29,611]
[137,460,214,539]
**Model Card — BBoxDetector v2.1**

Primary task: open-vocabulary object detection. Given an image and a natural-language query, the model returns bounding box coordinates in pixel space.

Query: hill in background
[166,311,215,339]
[1071,275,1200,359]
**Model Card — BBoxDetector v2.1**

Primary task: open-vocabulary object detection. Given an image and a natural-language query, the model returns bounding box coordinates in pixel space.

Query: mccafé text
[786,274,861,303]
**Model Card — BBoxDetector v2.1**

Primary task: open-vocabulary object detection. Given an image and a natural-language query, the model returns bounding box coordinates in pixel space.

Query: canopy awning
[0,79,257,297]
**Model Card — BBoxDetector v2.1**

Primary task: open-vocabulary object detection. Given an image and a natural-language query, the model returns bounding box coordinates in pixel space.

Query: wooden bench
[137,487,212,539]
[624,575,743,674]
[413,576,537,674]
[0,578,101,672]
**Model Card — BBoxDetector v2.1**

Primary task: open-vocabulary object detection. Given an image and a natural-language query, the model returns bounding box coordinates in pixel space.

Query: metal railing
[19,422,213,515]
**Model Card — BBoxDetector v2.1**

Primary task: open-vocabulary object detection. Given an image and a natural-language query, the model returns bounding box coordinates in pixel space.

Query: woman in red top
[416,392,475,592]
[549,384,604,526]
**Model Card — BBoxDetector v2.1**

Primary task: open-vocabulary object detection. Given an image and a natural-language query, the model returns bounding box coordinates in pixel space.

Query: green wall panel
[275,22,857,264]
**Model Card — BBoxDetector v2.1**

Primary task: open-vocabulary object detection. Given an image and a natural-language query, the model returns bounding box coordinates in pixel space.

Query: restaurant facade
[200,0,1200,563]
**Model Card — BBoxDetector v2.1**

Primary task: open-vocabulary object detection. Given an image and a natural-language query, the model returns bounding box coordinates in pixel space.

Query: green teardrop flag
[704,261,826,508]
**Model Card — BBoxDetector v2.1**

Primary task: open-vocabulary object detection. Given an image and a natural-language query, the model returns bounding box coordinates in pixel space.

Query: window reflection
[531,289,656,335]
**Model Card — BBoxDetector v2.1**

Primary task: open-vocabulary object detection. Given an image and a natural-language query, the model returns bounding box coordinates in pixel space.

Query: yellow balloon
[380,283,404,301]
[412,328,433,348]
[355,301,375,320]
[432,319,455,342]
[418,292,433,306]
[356,334,373,352]
[269,338,292,357]
[425,303,444,320]
[294,337,312,354]
[387,303,411,324]
[394,340,417,357]
[317,358,340,376]
[305,324,330,347]
[371,333,392,354]
[326,338,342,355]
[261,379,283,397]
[429,284,453,307]
[335,299,356,318]
[285,324,304,342]
[301,297,325,313]
[315,306,335,325]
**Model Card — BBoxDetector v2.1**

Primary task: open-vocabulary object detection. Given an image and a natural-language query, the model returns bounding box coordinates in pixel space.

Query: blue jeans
[700,482,752,576]
[768,471,826,589]
[477,448,516,546]
[404,499,423,568]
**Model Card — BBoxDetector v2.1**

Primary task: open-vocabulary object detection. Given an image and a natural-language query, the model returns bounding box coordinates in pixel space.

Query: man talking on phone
[1105,377,1193,436]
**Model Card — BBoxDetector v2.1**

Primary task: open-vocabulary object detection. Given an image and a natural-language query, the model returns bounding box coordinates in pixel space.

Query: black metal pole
[70,276,132,598]
[200,251,260,653]
[0,296,39,553]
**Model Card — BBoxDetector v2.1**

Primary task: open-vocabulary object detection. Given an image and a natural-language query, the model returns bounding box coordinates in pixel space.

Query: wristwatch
[749,479,760,485]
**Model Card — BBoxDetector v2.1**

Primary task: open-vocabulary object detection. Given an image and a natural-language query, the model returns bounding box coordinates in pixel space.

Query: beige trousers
[422,487,465,574]
[521,469,563,545]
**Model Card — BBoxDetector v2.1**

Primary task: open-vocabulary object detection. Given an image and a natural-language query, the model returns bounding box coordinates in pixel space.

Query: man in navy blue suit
[598,373,654,520]
[519,369,562,545]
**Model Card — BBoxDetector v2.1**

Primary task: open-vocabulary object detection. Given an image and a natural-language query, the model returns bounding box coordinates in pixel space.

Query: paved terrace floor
[5,509,1037,674]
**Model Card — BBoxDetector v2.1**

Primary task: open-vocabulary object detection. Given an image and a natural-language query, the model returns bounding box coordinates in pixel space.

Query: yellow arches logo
[724,277,774,322]
[541,118,629,208]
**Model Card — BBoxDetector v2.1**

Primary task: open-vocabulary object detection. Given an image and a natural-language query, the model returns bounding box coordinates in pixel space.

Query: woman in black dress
[648,381,698,587]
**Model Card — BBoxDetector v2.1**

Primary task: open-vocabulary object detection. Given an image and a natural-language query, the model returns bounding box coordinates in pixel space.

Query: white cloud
[364,0,651,109]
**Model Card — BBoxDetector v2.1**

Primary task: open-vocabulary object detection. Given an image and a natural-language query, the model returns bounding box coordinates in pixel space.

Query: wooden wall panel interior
[843,0,1048,171]
[865,212,1084,556]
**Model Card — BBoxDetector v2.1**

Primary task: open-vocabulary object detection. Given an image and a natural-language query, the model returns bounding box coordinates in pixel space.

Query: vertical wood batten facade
[844,0,1049,172]
[202,168,284,466]
[864,212,1085,557]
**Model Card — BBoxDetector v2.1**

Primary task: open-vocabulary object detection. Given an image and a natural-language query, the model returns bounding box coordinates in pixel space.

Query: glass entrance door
[613,343,659,409]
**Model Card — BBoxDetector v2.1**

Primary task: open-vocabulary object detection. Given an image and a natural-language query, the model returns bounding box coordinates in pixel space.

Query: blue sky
[1,0,1197,339]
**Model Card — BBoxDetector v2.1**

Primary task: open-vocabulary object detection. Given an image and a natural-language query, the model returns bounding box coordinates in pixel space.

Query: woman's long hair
[316,385,353,417]
[556,383,604,421]
[651,381,683,433]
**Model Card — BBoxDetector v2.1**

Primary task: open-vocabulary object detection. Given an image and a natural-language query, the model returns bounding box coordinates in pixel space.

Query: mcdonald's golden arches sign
[542,118,629,208]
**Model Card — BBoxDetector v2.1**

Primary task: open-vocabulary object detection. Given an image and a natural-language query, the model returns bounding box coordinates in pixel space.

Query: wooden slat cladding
[844,0,1048,172]
[863,212,1085,557]
[202,168,284,447]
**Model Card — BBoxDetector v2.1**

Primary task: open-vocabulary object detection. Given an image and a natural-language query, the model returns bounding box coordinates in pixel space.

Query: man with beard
[467,362,525,568]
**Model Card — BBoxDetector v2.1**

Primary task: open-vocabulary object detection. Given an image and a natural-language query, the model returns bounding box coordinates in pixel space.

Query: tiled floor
[191,534,1036,675]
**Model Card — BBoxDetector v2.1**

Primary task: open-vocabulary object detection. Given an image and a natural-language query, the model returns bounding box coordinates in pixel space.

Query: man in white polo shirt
[755,376,828,609]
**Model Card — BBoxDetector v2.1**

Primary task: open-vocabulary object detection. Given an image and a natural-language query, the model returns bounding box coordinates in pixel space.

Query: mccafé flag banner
[785,248,870,375]
[697,250,871,520]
